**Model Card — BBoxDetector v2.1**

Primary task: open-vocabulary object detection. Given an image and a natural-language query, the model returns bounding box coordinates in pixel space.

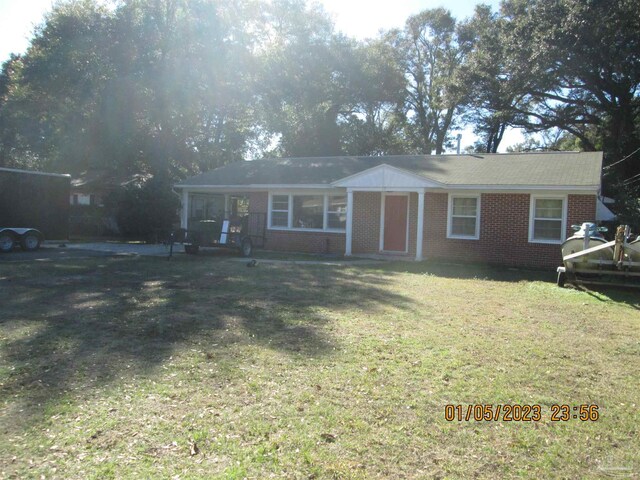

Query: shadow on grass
[572,284,640,310]
[374,259,557,283]
[0,255,411,429]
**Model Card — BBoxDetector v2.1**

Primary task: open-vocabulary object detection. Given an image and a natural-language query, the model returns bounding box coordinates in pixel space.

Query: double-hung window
[270,195,289,227]
[529,197,566,243]
[447,195,480,239]
[269,193,347,231]
[327,195,347,230]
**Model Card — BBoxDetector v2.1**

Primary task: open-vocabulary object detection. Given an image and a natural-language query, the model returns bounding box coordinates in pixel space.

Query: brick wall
[250,190,597,268]
[352,192,381,253]
[567,195,597,232]
[423,193,596,268]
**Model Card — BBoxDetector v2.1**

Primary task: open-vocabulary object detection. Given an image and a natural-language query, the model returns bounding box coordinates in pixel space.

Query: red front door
[383,195,408,252]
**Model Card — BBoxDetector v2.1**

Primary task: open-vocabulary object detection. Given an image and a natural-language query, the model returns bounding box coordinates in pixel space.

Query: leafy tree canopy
[0,0,638,202]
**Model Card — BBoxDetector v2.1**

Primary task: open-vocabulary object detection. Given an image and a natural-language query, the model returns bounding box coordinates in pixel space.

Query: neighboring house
[70,170,152,206]
[69,170,152,236]
[174,152,605,268]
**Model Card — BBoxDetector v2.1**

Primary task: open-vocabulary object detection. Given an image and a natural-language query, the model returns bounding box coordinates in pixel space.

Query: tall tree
[388,8,470,155]
[259,0,353,157]
[109,0,260,176]
[0,0,262,177]
[458,5,530,153]
[0,54,36,168]
[339,40,407,156]
[0,1,116,173]
[500,0,640,184]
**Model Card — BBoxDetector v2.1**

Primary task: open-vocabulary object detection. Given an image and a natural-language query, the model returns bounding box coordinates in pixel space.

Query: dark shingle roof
[175,152,602,188]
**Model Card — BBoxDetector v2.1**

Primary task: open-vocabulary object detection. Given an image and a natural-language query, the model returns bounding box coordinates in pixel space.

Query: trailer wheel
[20,232,42,252]
[0,232,15,253]
[185,244,199,255]
[240,238,252,257]
[556,270,566,288]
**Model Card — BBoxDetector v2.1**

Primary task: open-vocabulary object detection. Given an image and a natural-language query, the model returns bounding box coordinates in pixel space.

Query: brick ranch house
[174,152,605,268]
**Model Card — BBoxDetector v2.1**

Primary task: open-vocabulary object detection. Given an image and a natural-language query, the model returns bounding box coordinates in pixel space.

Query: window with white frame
[270,195,289,227]
[327,195,347,229]
[269,193,347,231]
[292,195,324,229]
[448,195,480,239]
[530,197,565,243]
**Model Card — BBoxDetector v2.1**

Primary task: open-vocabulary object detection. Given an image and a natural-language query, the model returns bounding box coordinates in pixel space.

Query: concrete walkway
[227,257,384,266]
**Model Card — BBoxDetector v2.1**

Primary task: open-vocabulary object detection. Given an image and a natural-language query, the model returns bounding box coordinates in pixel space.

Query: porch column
[416,190,425,261]
[345,189,354,256]
[180,190,189,229]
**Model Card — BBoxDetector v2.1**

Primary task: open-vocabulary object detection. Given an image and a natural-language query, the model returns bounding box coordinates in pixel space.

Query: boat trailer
[557,224,640,288]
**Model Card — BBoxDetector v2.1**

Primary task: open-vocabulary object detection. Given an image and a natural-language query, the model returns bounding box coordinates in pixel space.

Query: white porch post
[416,190,425,261]
[181,190,189,229]
[345,189,354,256]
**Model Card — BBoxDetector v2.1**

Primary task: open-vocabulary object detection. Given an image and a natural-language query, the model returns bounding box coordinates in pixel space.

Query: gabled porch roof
[331,163,443,190]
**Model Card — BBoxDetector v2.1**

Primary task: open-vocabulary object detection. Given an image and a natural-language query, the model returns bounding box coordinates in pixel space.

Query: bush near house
[113,177,180,241]
[69,205,120,237]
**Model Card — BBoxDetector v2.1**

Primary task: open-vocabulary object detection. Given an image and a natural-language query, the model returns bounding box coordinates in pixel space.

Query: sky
[0,0,521,151]
[321,0,501,39]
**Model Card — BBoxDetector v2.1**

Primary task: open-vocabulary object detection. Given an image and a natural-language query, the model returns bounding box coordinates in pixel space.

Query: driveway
[63,242,184,256]
[0,242,184,262]
[0,246,115,262]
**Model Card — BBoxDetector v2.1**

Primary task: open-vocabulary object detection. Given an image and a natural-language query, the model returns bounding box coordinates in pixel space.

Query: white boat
[561,222,613,265]
[557,223,640,288]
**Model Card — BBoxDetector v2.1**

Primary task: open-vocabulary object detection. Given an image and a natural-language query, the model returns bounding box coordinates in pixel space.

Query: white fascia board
[345,186,428,193]
[446,184,599,192]
[174,184,339,192]
[0,167,71,178]
[174,182,599,194]
[332,164,443,189]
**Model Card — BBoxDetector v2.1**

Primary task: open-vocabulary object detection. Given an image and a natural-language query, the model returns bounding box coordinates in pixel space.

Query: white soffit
[332,164,442,189]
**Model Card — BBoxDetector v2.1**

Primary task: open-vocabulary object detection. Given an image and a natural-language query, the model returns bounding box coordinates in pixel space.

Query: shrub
[113,177,180,240]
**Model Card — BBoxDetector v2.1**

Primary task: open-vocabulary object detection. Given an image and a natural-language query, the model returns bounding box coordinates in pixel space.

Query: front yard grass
[0,256,638,479]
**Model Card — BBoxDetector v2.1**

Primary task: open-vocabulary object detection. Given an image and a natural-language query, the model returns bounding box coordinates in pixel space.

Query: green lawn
[1,255,639,479]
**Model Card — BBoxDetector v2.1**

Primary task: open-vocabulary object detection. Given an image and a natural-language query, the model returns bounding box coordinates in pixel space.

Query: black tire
[0,232,15,253]
[556,270,566,288]
[240,238,252,257]
[20,232,42,252]
[185,244,200,255]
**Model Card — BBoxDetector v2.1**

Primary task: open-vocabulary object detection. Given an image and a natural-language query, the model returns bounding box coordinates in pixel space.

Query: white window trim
[268,193,291,229]
[267,192,347,233]
[528,195,567,244]
[326,195,347,231]
[447,194,481,240]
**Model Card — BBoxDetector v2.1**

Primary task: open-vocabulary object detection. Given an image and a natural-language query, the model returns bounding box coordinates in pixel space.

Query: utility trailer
[0,167,71,249]
[0,227,44,253]
[182,213,266,257]
[557,223,640,288]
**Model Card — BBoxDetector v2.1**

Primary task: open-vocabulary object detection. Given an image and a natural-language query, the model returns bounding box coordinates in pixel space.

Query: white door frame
[379,192,410,253]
